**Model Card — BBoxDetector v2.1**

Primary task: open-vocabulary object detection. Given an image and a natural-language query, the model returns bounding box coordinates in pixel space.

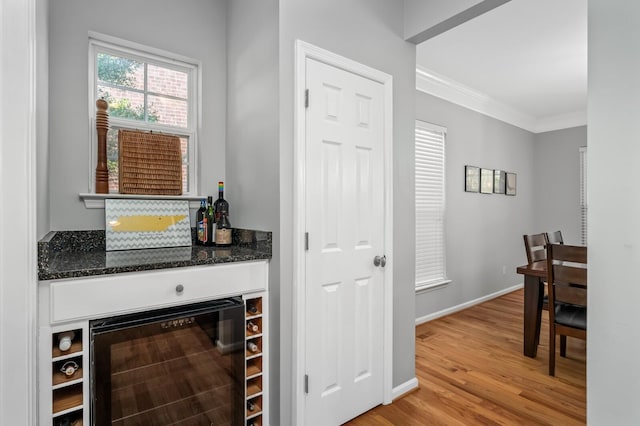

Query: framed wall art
[494,170,506,194]
[480,168,494,194]
[506,172,517,196]
[465,165,480,192]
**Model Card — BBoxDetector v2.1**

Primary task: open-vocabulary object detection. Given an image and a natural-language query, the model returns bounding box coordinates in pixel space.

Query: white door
[304,57,386,425]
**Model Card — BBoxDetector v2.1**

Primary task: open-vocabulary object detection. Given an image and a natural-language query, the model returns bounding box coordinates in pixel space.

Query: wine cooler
[90,298,245,426]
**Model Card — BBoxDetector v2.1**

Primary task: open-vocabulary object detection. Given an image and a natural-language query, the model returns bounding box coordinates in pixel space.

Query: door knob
[373,255,386,267]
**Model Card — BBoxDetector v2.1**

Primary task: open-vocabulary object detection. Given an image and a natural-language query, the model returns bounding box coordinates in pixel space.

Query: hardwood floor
[346,289,586,425]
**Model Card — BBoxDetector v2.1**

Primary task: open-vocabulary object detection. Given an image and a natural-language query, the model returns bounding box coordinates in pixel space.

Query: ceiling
[416,0,587,133]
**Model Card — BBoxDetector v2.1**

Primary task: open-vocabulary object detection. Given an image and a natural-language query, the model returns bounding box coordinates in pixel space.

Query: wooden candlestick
[95,99,109,194]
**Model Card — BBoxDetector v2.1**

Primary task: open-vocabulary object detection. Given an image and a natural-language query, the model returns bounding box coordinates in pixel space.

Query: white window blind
[415,120,447,288]
[579,147,587,245]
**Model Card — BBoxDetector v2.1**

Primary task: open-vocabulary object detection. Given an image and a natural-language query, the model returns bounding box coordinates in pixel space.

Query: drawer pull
[175,284,184,294]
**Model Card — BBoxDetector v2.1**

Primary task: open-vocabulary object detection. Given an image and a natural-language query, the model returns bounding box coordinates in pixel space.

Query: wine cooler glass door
[91,299,245,426]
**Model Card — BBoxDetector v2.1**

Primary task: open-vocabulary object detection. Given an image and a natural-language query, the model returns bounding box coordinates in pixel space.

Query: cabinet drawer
[48,261,268,323]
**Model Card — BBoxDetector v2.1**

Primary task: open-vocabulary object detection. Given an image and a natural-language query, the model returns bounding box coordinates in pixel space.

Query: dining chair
[547,230,564,245]
[546,243,587,376]
[523,233,547,264]
[523,233,550,313]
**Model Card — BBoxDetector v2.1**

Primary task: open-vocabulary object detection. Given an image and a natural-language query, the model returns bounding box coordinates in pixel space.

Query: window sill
[79,193,203,209]
[416,279,452,294]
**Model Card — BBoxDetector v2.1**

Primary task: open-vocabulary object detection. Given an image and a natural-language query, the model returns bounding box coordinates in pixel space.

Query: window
[415,120,448,289]
[89,34,199,195]
[579,146,587,245]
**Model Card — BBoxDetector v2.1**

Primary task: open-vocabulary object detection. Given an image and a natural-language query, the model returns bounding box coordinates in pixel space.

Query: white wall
[226,0,280,421]
[415,92,535,318]
[278,0,416,423]
[48,0,227,230]
[533,126,586,245]
[588,1,640,423]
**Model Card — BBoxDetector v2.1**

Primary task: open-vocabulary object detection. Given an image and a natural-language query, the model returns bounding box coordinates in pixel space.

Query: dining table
[516,260,547,358]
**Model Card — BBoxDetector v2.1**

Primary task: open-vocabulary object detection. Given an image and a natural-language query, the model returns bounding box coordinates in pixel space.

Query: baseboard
[390,377,419,402]
[415,283,524,325]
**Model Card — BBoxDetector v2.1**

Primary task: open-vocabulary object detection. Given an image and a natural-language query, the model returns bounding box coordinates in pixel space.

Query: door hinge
[305,232,309,251]
[305,89,309,108]
[304,374,309,394]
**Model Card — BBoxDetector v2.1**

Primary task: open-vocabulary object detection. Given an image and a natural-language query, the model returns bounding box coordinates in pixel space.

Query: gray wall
[278,0,416,423]
[533,126,586,245]
[415,92,535,319]
[225,0,280,421]
[588,0,640,423]
[48,0,227,230]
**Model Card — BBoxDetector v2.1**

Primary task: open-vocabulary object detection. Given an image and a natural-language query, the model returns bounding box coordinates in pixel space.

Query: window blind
[579,147,587,245]
[415,120,447,287]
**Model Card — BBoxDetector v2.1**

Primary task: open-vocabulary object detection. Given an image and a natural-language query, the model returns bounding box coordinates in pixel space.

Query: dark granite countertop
[38,228,271,281]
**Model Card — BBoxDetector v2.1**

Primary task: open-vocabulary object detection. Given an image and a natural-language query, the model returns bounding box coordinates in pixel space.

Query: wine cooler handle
[175,284,184,294]
[373,255,386,267]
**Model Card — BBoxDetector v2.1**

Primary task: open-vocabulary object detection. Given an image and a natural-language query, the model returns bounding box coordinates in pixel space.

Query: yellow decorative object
[110,215,188,233]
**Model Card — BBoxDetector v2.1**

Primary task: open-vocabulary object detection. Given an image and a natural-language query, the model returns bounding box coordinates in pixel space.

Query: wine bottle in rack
[58,331,75,352]
[247,400,256,412]
[247,341,259,353]
[247,321,259,333]
[247,302,258,315]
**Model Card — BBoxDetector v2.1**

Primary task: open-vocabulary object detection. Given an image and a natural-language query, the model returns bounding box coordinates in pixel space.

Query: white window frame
[580,146,587,245]
[415,120,450,292]
[85,32,201,203]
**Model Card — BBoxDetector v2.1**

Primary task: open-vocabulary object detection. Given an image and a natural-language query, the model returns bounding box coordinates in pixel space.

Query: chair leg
[549,328,556,376]
[560,335,567,357]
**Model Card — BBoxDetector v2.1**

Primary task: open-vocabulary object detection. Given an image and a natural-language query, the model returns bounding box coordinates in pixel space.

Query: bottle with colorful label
[214,181,229,222]
[196,199,207,245]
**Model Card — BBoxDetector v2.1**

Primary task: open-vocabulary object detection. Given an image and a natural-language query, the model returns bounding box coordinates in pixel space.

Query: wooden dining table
[516,261,547,358]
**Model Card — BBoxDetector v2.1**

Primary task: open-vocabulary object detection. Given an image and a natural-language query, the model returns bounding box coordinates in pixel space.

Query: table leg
[523,274,544,357]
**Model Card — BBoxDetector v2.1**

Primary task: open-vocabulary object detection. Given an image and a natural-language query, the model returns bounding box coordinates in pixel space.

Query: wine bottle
[247,303,258,315]
[213,181,229,222]
[205,196,215,246]
[215,211,232,247]
[196,199,207,245]
[58,331,75,352]
[247,400,256,412]
[247,321,259,333]
[247,341,259,353]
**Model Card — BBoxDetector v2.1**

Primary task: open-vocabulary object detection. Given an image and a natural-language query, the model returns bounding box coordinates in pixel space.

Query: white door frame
[0,0,38,424]
[292,40,394,424]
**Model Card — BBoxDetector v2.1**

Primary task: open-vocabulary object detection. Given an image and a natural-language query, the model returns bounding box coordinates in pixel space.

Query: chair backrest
[546,244,587,308]
[523,233,547,263]
[547,230,564,245]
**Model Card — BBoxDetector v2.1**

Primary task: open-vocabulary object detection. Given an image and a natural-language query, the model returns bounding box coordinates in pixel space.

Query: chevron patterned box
[105,199,192,251]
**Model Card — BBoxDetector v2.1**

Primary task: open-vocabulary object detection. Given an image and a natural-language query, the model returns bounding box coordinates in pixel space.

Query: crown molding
[534,110,587,133]
[416,66,586,133]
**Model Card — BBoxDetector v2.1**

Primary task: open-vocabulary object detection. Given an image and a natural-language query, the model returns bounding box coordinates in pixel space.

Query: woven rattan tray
[118,130,182,195]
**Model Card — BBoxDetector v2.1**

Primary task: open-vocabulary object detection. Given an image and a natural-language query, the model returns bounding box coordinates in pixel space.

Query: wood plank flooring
[346,289,586,425]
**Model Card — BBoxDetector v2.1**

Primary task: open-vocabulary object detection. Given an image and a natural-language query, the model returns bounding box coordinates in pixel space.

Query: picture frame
[494,170,506,194]
[465,165,480,192]
[480,168,494,194]
[506,172,517,196]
